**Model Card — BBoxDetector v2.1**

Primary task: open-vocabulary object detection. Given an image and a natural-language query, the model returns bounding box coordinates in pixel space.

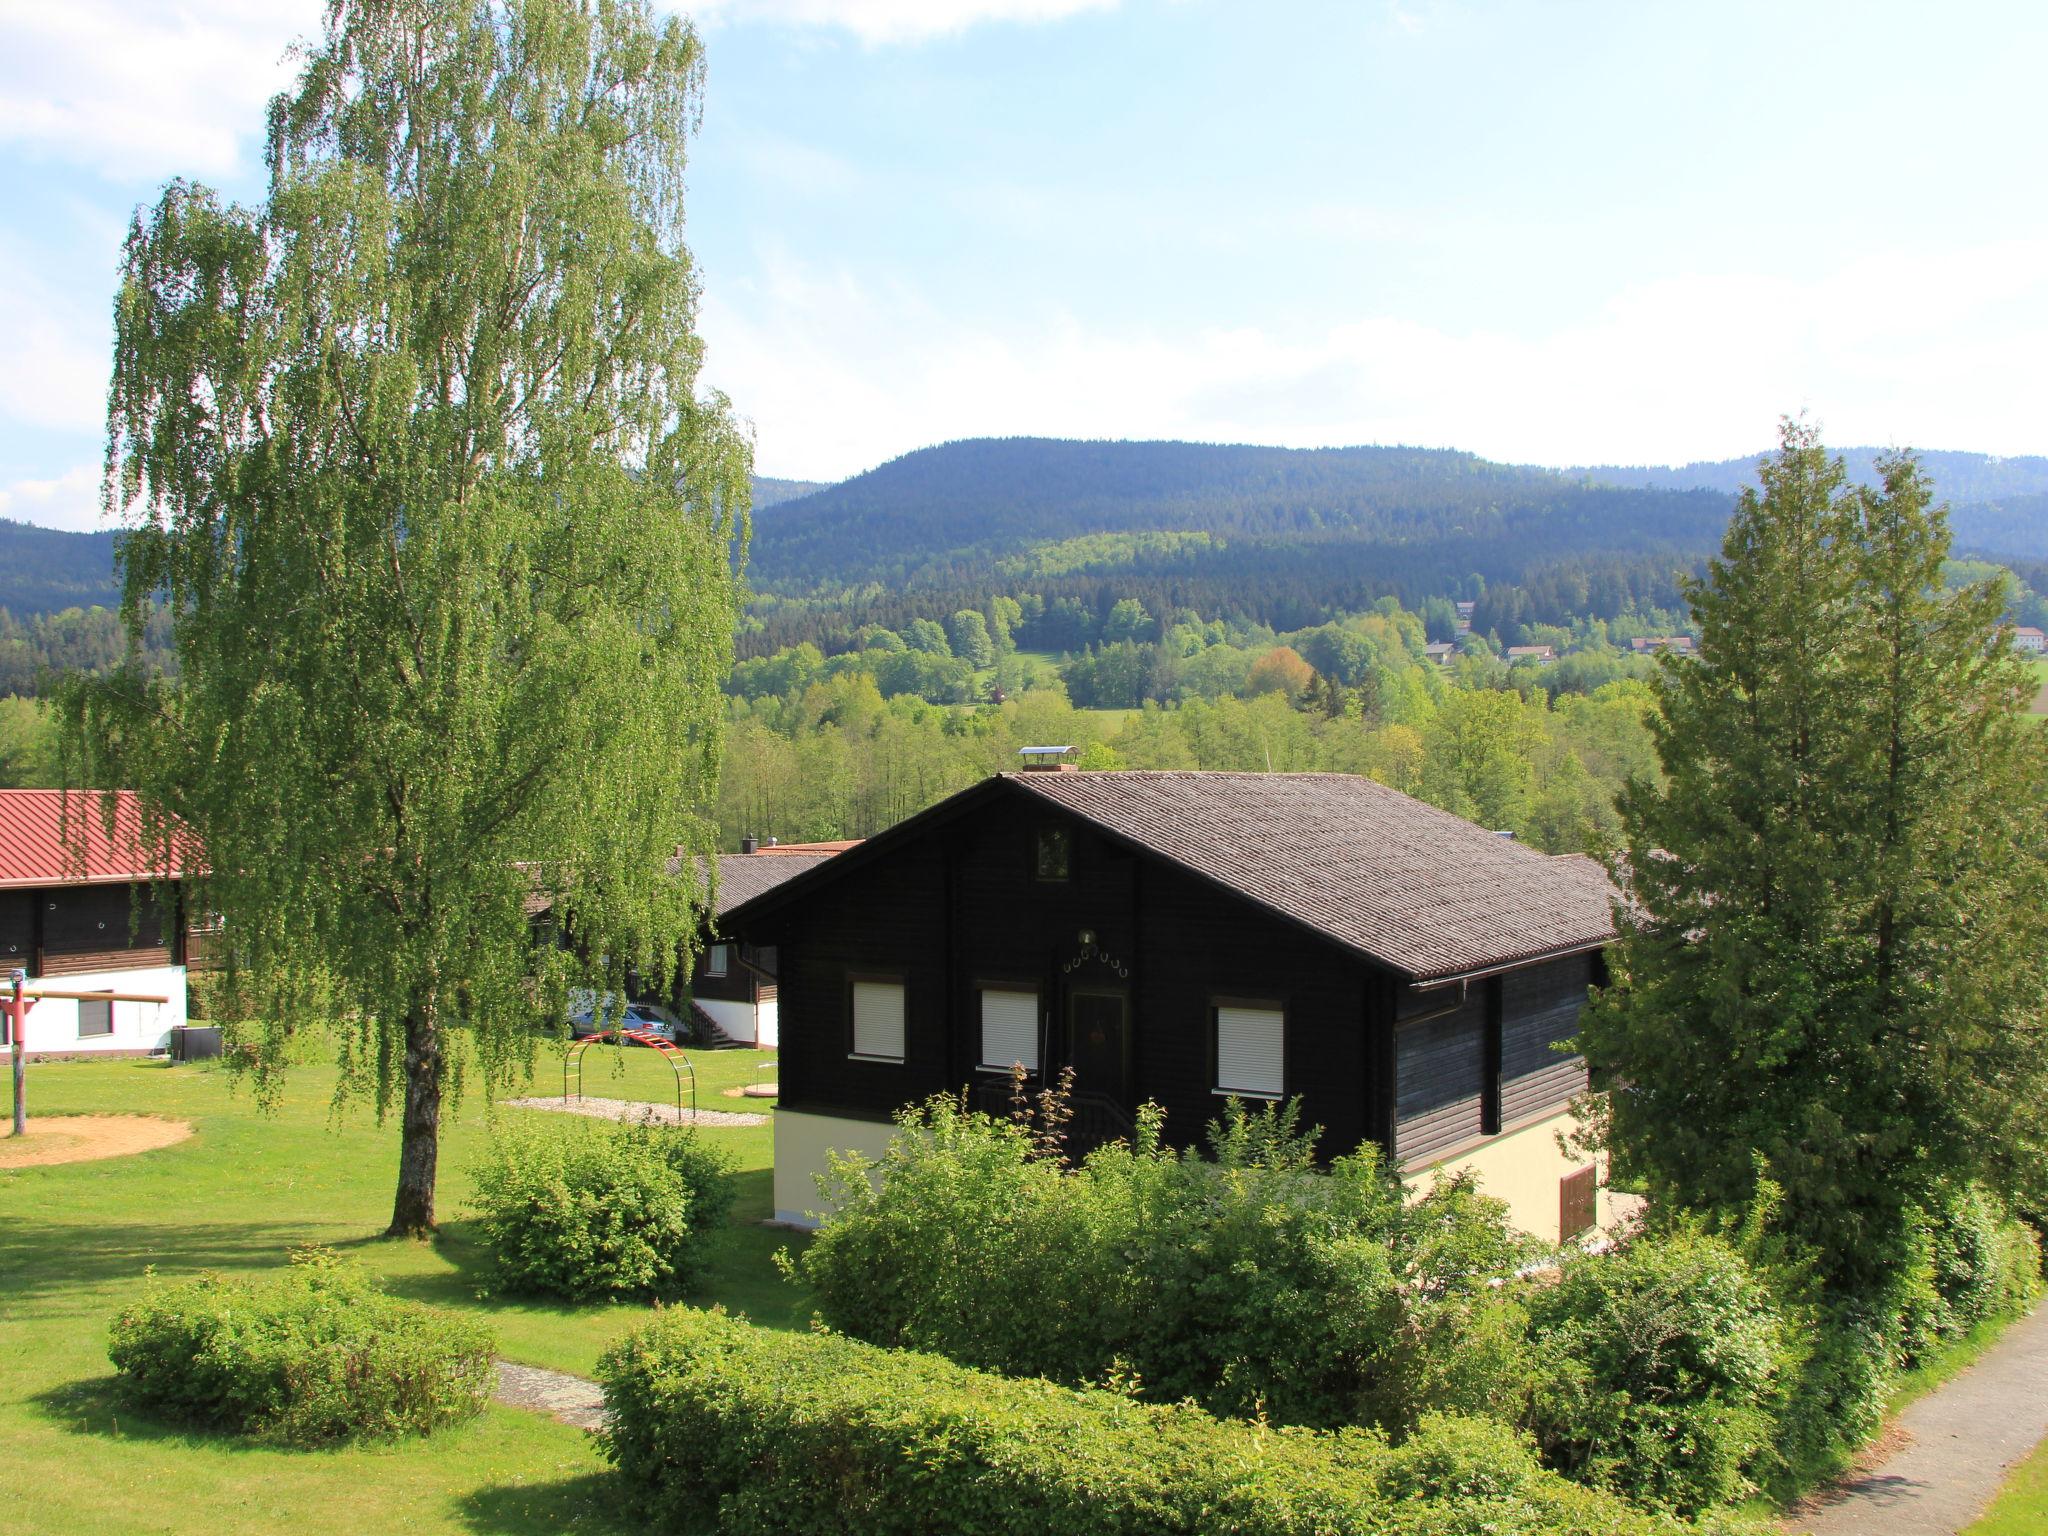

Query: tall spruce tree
[1580,420,2048,1294]
[66,0,750,1234]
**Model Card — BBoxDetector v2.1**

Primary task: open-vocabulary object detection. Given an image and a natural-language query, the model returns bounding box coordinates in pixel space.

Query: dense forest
[738,438,2048,656]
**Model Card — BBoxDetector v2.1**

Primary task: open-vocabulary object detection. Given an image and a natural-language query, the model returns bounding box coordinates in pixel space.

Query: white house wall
[695,996,761,1047]
[18,962,187,1056]
[772,1107,904,1228]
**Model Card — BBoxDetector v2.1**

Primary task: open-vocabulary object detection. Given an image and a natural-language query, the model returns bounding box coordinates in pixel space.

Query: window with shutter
[979,989,1039,1073]
[1214,1003,1284,1098]
[78,995,114,1038]
[850,979,905,1061]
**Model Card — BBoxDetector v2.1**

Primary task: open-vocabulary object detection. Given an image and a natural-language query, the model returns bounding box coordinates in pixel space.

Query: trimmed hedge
[108,1249,495,1445]
[468,1113,734,1301]
[596,1307,1763,1536]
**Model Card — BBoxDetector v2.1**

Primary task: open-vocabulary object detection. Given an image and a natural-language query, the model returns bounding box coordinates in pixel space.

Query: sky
[1,0,2044,529]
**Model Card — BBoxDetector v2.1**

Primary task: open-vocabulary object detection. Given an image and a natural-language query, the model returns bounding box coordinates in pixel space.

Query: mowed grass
[1965,1435,2048,1534]
[2028,657,2048,716]
[0,1043,811,1535]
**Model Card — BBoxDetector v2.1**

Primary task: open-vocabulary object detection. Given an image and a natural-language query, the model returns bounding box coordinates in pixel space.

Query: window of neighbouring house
[1035,825,1070,882]
[1214,1003,1284,1098]
[850,979,906,1061]
[78,995,113,1038]
[705,943,730,978]
[979,988,1039,1074]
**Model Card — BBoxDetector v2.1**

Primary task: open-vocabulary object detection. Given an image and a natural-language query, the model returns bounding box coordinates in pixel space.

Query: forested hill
[1567,449,2048,560]
[749,437,1735,595]
[0,520,122,615]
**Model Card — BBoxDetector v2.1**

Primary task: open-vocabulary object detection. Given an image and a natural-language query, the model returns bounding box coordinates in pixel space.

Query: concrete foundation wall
[773,1107,905,1228]
[1402,1107,1621,1245]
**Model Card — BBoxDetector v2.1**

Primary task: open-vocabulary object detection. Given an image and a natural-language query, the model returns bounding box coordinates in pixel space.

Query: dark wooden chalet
[725,769,1619,1240]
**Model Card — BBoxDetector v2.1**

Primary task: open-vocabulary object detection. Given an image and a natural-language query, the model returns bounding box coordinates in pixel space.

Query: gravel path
[1786,1303,2048,1535]
[503,1095,769,1128]
[494,1360,606,1431]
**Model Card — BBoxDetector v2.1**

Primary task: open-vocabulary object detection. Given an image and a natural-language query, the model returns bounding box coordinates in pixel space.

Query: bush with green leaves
[597,1306,1761,1536]
[107,1249,494,1445]
[468,1114,734,1301]
[793,1094,1534,1430]
[1895,1183,2043,1365]
[1526,1228,1788,1514]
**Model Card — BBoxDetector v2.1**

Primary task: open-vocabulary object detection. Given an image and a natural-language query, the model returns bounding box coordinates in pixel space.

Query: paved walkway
[493,1360,606,1431]
[1787,1303,2048,1536]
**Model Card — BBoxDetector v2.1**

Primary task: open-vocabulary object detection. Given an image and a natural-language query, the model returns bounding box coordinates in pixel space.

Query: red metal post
[9,968,26,1138]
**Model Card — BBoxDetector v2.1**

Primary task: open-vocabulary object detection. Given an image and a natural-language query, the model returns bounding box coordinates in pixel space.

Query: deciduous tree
[68,0,750,1235]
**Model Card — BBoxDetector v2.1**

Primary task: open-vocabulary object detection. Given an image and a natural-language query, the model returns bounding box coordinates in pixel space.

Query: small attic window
[1035,825,1070,882]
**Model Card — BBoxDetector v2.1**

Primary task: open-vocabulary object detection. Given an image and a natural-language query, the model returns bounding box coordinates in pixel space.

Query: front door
[1066,988,1130,1107]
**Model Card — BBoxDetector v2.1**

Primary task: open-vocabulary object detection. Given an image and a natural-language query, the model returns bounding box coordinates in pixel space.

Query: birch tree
[68,0,749,1234]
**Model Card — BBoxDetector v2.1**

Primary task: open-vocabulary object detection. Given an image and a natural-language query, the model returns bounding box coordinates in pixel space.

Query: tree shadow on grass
[0,1219,320,1308]
[457,1472,644,1536]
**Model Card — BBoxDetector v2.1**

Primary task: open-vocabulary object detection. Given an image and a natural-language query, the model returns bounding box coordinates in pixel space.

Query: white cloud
[689,0,1119,45]
[0,463,102,533]
[0,0,319,182]
[0,239,110,436]
[701,239,2048,482]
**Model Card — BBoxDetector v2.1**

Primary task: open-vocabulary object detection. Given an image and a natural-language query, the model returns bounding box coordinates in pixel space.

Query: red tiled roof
[0,790,185,888]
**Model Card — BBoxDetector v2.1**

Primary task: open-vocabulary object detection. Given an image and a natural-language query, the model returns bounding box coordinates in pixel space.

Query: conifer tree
[1580,421,2048,1293]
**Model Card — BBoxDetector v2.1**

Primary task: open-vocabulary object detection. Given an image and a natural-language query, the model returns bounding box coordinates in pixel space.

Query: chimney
[740,835,759,855]
[1017,745,1080,773]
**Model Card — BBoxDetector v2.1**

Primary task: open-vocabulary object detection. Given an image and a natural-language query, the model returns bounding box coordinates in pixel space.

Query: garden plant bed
[504,1095,769,1128]
[0,1113,192,1168]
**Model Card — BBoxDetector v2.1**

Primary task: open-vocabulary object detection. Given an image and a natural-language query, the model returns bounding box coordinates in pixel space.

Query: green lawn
[0,1045,810,1534]
[1965,1436,2048,1534]
[2028,657,2048,715]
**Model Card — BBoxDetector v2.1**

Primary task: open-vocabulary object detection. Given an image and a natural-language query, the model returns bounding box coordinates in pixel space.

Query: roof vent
[1017,745,1079,772]
[1495,829,1517,839]
[740,835,759,855]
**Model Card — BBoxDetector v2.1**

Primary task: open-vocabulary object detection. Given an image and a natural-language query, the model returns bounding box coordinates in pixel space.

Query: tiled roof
[705,849,843,915]
[1006,771,1614,981]
[0,790,184,888]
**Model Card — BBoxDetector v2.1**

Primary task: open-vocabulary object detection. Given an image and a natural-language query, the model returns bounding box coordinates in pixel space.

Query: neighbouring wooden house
[675,839,855,1047]
[724,769,1621,1243]
[0,790,192,1057]
[1628,635,1696,656]
[1504,644,1557,665]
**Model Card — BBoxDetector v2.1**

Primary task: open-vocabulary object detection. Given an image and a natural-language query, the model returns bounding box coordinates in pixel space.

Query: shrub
[1526,1230,1787,1514]
[794,1094,1534,1430]
[107,1249,494,1445]
[596,1307,1747,1536]
[1896,1183,2043,1364]
[468,1113,733,1301]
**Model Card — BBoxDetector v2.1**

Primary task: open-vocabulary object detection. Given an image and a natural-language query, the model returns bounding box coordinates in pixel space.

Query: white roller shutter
[1215,1005,1284,1098]
[980,990,1039,1072]
[851,981,905,1060]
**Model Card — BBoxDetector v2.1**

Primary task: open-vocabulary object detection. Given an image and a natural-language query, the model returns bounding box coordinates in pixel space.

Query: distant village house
[0,790,193,1058]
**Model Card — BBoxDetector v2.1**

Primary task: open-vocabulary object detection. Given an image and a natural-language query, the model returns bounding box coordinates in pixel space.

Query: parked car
[567,998,681,1043]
